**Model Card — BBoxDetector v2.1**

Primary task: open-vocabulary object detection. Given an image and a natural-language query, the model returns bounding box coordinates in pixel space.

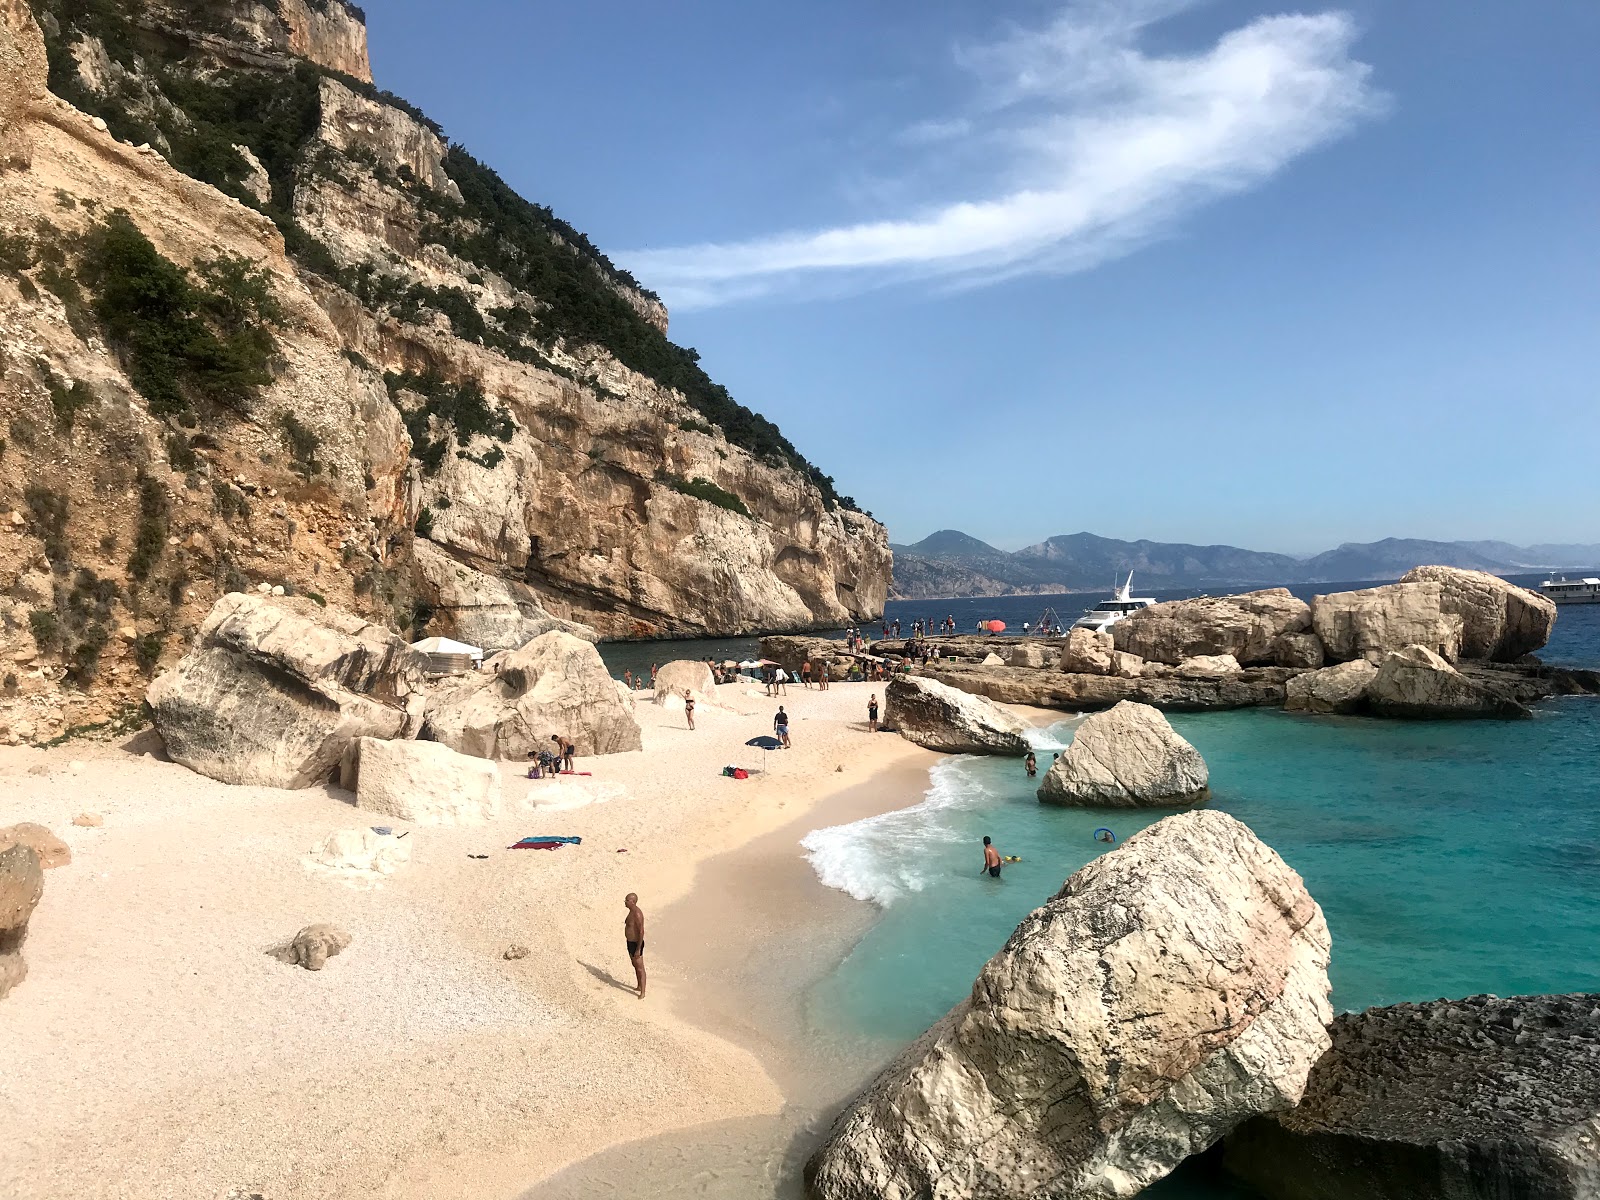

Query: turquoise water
[800,606,1600,1196]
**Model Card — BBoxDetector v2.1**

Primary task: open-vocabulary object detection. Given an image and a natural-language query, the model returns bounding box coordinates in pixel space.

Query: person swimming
[1024,751,1037,778]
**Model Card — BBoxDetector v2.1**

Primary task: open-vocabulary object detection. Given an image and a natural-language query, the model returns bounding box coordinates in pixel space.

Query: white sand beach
[0,678,937,1200]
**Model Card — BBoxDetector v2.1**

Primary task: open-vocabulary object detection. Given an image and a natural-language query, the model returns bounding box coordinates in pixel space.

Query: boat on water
[1073,572,1157,633]
[1539,576,1600,605]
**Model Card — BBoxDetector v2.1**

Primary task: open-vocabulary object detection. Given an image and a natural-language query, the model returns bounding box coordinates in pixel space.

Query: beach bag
[732,768,749,780]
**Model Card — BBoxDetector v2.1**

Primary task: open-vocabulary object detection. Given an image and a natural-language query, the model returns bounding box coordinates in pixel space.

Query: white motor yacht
[1073,572,1157,633]
[1539,576,1600,605]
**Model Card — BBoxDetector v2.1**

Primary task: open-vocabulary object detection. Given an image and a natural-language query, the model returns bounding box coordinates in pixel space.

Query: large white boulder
[1399,565,1556,661]
[1059,628,1114,675]
[1112,590,1311,666]
[1365,645,1529,719]
[147,593,413,789]
[806,810,1333,1200]
[1037,700,1209,807]
[1311,582,1462,664]
[1284,660,1378,715]
[1008,644,1050,669]
[424,631,642,758]
[884,675,1031,755]
[652,659,717,706]
[353,737,503,825]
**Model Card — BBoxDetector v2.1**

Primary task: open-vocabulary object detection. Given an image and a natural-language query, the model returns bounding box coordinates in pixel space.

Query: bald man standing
[624,892,646,999]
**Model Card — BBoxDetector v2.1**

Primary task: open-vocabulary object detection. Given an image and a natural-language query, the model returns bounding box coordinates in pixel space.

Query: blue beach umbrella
[745,734,782,771]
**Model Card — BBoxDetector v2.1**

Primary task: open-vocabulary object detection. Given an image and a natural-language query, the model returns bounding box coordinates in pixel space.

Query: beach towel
[510,835,583,851]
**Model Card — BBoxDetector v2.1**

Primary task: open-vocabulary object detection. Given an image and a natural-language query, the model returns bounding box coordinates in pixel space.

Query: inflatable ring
[1093,827,1117,844]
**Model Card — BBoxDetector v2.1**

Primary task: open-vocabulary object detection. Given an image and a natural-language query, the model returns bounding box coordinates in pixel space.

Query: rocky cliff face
[0,0,887,742]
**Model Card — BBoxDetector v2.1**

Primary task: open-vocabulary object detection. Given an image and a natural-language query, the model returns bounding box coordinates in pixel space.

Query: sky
[361,1,1598,554]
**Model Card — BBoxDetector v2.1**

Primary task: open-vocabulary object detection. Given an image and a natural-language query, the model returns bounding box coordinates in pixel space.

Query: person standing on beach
[552,734,574,773]
[684,690,696,730]
[624,893,646,999]
[774,706,791,748]
[819,664,829,691]
[801,659,813,689]
[867,694,879,732]
[623,669,634,691]
[775,666,788,695]
[650,663,659,691]
[982,836,1003,879]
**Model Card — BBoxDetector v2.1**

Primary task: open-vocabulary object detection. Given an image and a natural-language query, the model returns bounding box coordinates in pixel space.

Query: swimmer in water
[1024,751,1037,778]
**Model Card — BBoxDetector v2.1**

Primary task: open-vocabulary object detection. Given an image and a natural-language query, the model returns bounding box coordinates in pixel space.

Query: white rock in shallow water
[805,810,1333,1200]
[1038,700,1208,807]
[883,675,1030,755]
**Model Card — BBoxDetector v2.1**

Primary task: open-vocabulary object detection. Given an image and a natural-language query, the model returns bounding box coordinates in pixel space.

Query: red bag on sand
[732,768,749,780]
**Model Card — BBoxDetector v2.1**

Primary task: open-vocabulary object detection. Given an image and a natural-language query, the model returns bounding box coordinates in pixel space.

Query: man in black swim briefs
[624,892,646,999]
[982,835,1003,879]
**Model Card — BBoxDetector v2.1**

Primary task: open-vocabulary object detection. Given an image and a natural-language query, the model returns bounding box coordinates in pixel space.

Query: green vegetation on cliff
[24,0,862,514]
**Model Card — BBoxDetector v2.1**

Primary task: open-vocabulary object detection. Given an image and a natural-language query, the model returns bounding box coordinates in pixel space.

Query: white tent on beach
[410,636,484,674]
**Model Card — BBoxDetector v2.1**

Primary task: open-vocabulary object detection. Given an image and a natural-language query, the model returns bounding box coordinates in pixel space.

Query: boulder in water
[1225,992,1600,1200]
[1365,644,1530,718]
[1284,659,1378,715]
[883,675,1030,755]
[1311,582,1462,664]
[423,631,642,758]
[805,810,1333,1200]
[1037,700,1208,807]
[1112,590,1311,666]
[1399,565,1556,662]
[146,593,413,789]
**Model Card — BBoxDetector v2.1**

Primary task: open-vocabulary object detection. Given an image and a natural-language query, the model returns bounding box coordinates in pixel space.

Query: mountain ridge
[890,529,1600,598]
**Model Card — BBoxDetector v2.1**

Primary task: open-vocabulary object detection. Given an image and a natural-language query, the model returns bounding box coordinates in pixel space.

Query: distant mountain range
[888,531,1600,599]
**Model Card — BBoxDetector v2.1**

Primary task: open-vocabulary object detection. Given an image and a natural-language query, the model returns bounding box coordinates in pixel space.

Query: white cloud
[623,2,1384,309]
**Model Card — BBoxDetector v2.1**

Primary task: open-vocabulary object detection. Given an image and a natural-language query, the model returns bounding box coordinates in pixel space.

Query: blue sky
[362,1,1597,554]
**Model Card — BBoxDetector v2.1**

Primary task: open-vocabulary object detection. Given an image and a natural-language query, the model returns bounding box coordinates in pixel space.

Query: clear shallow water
[801,605,1600,1197]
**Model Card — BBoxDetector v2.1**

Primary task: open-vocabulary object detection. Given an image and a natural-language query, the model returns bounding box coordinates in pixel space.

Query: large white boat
[1539,576,1600,605]
[1073,572,1157,633]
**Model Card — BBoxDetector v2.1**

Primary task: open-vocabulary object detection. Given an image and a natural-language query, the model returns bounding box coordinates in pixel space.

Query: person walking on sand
[775,666,788,695]
[774,706,791,748]
[684,690,696,730]
[551,734,574,773]
[982,836,1003,880]
[801,658,813,689]
[867,694,879,732]
[624,893,646,999]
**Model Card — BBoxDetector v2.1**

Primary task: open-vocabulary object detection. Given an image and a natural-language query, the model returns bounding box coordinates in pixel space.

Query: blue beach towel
[510,835,583,851]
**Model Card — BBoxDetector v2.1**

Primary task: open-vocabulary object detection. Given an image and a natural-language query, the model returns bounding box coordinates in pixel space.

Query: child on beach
[774,706,790,748]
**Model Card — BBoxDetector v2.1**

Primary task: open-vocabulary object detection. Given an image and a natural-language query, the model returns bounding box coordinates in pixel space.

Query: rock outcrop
[1311,582,1462,664]
[1037,701,1209,807]
[1176,653,1241,678]
[0,822,70,869]
[652,659,716,706]
[759,636,857,681]
[1284,660,1378,715]
[806,811,1333,1200]
[1059,628,1114,675]
[1400,565,1557,662]
[411,541,595,652]
[423,631,642,759]
[268,923,351,971]
[1112,590,1311,667]
[924,663,1295,713]
[1225,992,1600,1200]
[0,843,43,999]
[1272,632,1325,669]
[0,0,887,743]
[147,594,413,789]
[883,675,1031,755]
[353,737,503,825]
[1008,643,1051,669]
[1365,644,1530,719]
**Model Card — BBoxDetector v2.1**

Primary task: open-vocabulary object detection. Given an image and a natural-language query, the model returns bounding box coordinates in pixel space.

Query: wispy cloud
[624,2,1383,309]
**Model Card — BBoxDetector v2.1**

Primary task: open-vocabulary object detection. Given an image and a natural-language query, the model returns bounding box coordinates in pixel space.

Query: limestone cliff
[0,0,888,742]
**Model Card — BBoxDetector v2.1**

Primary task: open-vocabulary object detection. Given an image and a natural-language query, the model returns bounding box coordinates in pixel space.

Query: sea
[594,581,1600,1198]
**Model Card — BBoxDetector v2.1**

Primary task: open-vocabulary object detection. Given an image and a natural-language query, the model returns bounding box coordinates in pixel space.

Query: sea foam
[802,757,997,907]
